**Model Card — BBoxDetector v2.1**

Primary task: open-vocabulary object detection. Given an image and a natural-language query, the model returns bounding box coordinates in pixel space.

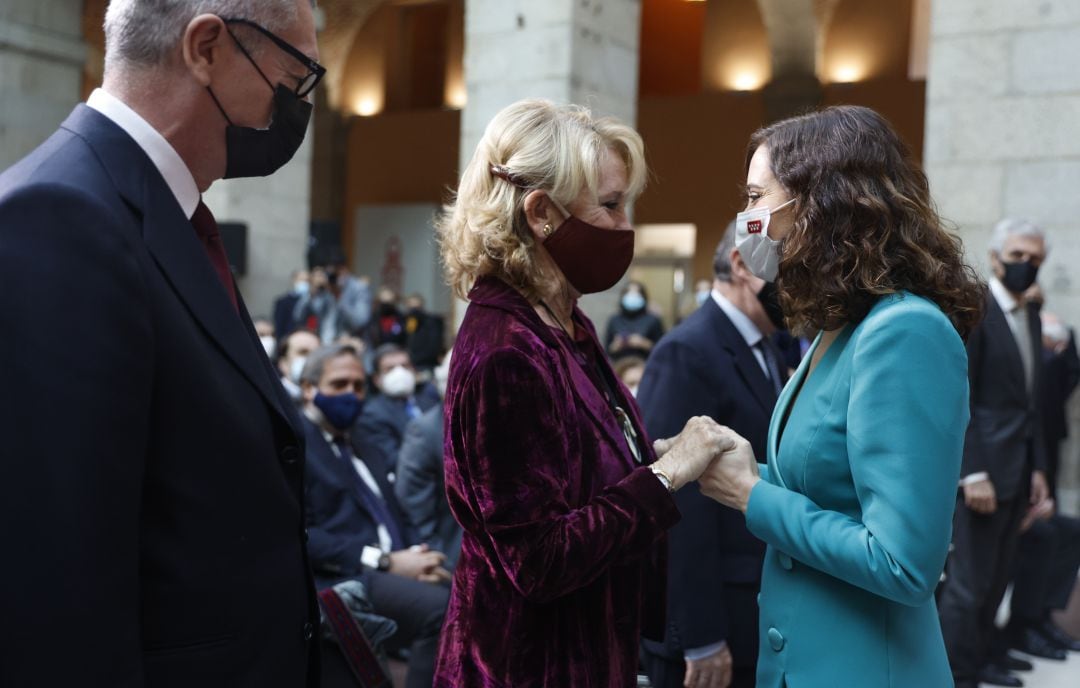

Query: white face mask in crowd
[735,197,795,282]
[260,336,276,357]
[380,365,417,398]
[289,356,307,384]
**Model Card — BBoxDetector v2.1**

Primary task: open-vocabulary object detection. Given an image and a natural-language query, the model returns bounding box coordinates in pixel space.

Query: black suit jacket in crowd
[963,288,1047,500]
[0,105,319,686]
[636,298,780,664]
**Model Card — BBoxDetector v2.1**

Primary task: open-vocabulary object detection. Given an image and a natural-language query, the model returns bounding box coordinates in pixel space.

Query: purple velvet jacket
[433,276,680,687]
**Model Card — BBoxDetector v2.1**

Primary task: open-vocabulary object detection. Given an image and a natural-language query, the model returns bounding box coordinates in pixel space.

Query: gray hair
[712,221,738,282]
[989,218,1049,255]
[299,343,361,387]
[104,0,312,72]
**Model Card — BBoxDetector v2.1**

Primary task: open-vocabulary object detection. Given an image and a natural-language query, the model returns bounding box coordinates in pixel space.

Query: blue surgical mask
[314,392,364,430]
[293,281,309,296]
[621,291,646,312]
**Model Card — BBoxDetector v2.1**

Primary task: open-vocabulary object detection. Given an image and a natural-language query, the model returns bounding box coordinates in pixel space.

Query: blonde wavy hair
[437,99,647,302]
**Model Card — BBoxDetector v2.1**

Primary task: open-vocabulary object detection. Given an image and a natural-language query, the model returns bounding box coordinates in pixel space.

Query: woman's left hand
[699,428,760,513]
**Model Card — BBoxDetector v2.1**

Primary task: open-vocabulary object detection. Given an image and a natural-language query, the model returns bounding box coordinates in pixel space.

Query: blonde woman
[432,99,729,686]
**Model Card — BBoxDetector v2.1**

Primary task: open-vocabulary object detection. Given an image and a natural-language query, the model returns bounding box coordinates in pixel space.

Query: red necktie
[191,201,238,312]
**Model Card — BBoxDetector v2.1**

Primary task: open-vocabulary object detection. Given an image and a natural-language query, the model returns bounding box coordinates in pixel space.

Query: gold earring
[543,224,553,237]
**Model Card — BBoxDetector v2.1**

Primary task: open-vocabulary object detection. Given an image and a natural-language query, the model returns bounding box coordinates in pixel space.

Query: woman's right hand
[651,416,733,491]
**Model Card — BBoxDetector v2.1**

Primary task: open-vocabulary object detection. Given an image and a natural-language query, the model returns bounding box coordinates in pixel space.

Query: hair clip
[489,163,530,188]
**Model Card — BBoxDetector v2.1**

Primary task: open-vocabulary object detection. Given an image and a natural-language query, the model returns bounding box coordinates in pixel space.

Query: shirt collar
[711,289,765,348]
[989,276,1021,314]
[86,88,200,220]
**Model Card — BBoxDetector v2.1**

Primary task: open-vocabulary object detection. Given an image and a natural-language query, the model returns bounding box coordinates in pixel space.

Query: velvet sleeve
[447,347,679,604]
[746,305,969,607]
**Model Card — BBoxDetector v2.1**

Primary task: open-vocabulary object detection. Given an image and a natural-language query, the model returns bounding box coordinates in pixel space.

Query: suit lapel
[985,295,1028,400]
[62,105,294,430]
[766,330,821,487]
[703,301,776,414]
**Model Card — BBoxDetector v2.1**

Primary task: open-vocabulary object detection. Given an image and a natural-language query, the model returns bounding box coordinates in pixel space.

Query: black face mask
[1000,260,1039,294]
[208,83,312,179]
[757,281,786,330]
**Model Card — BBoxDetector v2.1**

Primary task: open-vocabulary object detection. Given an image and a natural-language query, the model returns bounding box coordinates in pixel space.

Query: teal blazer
[746,292,969,688]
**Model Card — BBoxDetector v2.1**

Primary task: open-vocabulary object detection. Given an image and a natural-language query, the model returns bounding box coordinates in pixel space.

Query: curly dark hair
[746,105,984,338]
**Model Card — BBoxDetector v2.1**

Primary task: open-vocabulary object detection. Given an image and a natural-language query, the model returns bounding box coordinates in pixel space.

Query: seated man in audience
[300,344,450,688]
[395,352,462,569]
[275,328,321,403]
[354,344,440,476]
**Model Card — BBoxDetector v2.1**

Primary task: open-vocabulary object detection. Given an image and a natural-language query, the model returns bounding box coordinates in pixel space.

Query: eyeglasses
[221,17,326,98]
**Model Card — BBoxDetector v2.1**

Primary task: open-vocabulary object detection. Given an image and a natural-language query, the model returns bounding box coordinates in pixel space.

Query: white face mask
[735,198,795,282]
[259,336,276,357]
[380,365,416,398]
[289,355,307,384]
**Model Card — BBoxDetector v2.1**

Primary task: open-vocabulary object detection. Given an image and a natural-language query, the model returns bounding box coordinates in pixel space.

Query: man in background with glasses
[0,1,324,686]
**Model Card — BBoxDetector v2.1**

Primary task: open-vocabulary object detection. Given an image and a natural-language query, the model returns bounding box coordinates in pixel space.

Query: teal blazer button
[778,552,793,570]
[768,627,785,652]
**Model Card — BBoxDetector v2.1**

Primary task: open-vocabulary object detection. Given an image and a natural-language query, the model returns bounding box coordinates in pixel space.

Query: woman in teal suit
[696,106,986,688]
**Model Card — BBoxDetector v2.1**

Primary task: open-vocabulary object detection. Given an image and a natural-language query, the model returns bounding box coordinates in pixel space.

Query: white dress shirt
[86,88,200,220]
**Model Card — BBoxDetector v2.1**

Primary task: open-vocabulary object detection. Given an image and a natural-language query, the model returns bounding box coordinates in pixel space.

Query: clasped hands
[651,417,760,512]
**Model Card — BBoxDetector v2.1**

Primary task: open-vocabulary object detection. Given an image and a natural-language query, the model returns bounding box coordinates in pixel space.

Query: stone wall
[0,0,86,170]
[924,0,1080,512]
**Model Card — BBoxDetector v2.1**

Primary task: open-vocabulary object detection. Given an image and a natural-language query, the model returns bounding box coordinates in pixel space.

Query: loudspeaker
[218,222,248,276]
[308,220,343,269]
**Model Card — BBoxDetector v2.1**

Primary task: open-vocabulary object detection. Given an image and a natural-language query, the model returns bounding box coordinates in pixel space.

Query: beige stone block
[926,34,1010,101]
[1004,161,1080,225]
[928,96,1080,162]
[465,25,573,85]
[925,162,1004,228]
[1011,27,1080,95]
[572,0,641,50]
[932,0,1080,37]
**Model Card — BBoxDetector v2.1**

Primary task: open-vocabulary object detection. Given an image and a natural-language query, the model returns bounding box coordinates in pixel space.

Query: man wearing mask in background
[276,327,322,403]
[354,344,440,477]
[939,218,1052,688]
[0,1,323,685]
[368,286,408,349]
[395,351,463,569]
[273,268,309,342]
[299,344,450,688]
[638,228,786,688]
[294,250,372,344]
[604,280,665,361]
[403,293,445,374]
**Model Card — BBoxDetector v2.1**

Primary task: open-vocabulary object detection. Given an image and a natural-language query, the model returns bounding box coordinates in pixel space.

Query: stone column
[202,120,314,321]
[924,0,1080,512]
[0,0,86,170]
[459,0,642,326]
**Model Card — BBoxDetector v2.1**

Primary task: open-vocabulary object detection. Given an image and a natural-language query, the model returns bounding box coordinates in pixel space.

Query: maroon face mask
[543,199,635,294]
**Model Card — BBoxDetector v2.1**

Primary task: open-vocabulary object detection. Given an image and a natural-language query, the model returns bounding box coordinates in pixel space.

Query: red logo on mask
[747,219,763,234]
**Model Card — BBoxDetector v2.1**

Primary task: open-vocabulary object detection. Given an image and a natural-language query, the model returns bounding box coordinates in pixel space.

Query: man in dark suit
[404,293,446,373]
[299,343,450,688]
[0,2,323,686]
[273,269,309,341]
[354,343,440,476]
[395,352,462,569]
[938,219,1052,688]
[638,230,786,688]
[1006,311,1080,658]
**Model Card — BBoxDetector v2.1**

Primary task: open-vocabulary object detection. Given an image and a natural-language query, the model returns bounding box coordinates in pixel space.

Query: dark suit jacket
[395,402,462,568]
[353,384,440,473]
[406,310,446,370]
[963,289,1047,500]
[273,291,302,340]
[302,416,415,588]
[0,105,318,687]
[636,298,778,664]
[1040,331,1080,493]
